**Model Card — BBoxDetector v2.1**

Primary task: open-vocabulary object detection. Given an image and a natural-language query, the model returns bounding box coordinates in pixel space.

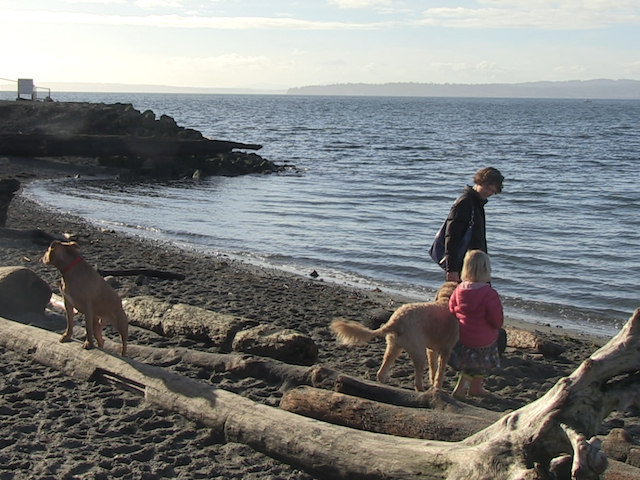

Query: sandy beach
[1,155,638,479]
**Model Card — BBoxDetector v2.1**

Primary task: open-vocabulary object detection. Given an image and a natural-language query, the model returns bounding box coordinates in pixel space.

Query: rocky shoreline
[0,100,283,179]
[1,155,639,478]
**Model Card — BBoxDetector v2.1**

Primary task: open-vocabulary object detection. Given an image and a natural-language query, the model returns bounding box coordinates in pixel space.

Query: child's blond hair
[461,250,492,283]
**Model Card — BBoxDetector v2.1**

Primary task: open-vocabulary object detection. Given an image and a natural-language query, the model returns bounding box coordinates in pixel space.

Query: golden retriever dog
[330,281,459,391]
[42,240,128,356]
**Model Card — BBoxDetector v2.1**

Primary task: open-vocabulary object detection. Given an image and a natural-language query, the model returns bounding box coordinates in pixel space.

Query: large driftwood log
[0,315,460,479]
[97,268,186,280]
[280,386,499,441]
[122,295,258,350]
[2,309,640,479]
[52,295,569,409]
[0,226,63,245]
[94,335,491,418]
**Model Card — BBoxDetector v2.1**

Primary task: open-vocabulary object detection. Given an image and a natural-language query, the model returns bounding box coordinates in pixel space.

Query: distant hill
[287,79,640,99]
[0,81,287,96]
[2,79,638,99]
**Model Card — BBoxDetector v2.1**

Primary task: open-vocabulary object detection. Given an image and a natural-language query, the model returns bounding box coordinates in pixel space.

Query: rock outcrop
[0,100,283,179]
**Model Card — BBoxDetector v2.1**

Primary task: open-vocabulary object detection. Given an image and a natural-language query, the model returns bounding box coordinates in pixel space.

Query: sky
[1,0,639,91]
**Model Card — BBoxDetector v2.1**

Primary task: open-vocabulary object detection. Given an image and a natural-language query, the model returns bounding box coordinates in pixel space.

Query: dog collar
[60,256,83,274]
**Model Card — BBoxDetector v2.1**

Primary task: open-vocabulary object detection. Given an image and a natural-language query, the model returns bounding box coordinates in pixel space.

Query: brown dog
[330,281,459,391]
[42,240,128,355]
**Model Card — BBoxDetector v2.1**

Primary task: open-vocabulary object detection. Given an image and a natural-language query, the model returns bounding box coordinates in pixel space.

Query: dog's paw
[82,340,95,350]
[59,335,72,343]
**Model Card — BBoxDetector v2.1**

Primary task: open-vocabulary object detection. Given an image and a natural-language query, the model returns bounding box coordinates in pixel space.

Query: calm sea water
[12,92,640,337]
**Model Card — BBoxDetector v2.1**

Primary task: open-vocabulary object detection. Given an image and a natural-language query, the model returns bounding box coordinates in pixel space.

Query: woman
[443,167,504,282]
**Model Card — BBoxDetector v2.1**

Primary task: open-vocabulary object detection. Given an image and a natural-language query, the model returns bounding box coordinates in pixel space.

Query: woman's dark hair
[474,167,504,193]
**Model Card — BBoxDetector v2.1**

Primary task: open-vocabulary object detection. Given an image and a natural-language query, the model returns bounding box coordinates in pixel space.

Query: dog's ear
[48,240,63,256]
[43,240,60,263]
[60,241,80,251]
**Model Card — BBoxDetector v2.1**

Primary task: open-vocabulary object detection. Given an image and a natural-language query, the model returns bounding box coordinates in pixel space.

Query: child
[448,249,503,398]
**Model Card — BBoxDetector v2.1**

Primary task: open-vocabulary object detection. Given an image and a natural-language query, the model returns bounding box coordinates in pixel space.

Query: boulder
[232,324,319,365]
[361,308,393,330]
[0,266,51,317]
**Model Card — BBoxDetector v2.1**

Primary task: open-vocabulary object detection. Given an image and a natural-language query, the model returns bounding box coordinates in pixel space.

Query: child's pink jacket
[449,281,503,348]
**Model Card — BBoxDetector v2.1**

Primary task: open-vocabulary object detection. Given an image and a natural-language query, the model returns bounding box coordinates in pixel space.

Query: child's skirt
[457,340,501,374]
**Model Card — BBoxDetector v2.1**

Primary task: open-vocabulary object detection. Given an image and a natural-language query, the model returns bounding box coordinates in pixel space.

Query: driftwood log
[97,336,494,418]
[122,295,258,350]
[280,385,498,441]
[0,226,63,245]
[97,269,185,280]
[2,308,640,479]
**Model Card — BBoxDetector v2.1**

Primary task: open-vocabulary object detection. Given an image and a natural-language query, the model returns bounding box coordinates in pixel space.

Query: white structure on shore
[0,77,51,100]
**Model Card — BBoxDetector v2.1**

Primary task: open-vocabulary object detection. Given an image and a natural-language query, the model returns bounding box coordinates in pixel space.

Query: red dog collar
[60,256,83,274]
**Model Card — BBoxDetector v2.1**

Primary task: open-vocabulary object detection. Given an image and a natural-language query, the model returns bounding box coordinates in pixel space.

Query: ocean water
[12,92,640,337]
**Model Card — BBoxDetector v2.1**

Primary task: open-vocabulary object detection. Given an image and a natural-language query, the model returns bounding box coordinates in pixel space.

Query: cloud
[60,0,189,7]
[0,9,382,30]
[60,0,126,4]
[419,2,640,29]
[475,61,498,72]
[478,0,637,8]
[429,61,505,77]
[5,1,638,32]
[431,62,470,73]
[196,53,270,68]
[328,0,393,8]
[156,53,308,88]
[552,65,588,75]
[134,0,184,9]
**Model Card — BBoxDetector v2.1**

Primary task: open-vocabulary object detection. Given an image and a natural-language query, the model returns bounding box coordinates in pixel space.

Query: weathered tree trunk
[280,386,498,441]
[97,269,186,280]
[122,295,258,350]
[97,335,493,417]
[2,308,640,479]
[0,226,63,245]
[0,315,458,479]
[52,295,569,409]
[450,307,640,479]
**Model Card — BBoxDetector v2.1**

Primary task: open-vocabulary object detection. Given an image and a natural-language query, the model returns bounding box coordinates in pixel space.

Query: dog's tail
[330,318,389,346]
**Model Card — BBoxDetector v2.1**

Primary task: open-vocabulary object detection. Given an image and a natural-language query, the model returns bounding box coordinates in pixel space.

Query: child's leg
[452,372,471,399]
[469,374,489,396]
